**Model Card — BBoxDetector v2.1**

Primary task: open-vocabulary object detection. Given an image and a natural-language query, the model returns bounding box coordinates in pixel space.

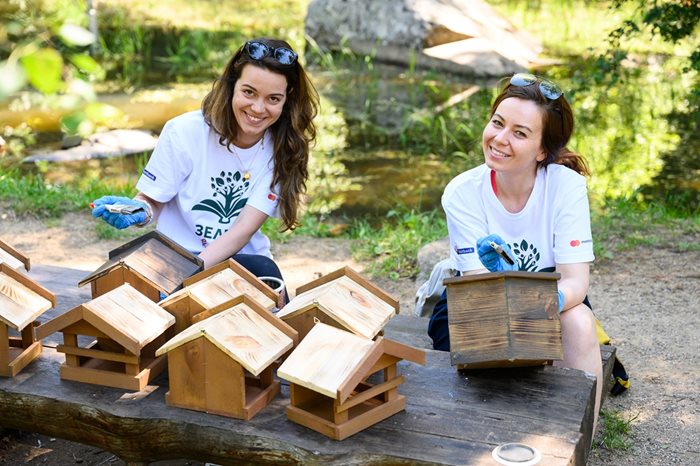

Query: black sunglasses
[244,41,298,65]
[510,73,563,100]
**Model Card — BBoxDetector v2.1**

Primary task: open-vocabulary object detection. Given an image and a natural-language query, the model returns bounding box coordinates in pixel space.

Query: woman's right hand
[91,196,148,229]
[476,234,518,272]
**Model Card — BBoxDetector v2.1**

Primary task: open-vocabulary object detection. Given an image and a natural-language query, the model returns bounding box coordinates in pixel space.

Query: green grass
[594,409,636,451]
[346,207,448,279]
[0,170,135,218]
[591,196,700,260]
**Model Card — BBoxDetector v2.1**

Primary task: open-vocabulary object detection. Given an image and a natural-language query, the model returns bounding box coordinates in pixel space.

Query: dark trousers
[232,254,289,304]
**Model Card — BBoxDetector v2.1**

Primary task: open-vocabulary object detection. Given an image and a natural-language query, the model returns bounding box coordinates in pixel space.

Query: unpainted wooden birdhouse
[444,271,563,369]
[276,266,398,340]
[277,322,425,440]
[0,238,30,272]
[78,230,203,302]
[36,283,175,391]
[0,264,55,377]
[156,295,298,420]
[159,259,279,333]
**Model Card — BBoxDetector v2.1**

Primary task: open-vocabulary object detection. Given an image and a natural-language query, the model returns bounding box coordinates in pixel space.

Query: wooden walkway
[0,264,615,465]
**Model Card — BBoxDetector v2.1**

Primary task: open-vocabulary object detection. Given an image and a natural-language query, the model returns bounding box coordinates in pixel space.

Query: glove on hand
[91,196,147,230]
[557,289,565,313]
[476,234,518,272]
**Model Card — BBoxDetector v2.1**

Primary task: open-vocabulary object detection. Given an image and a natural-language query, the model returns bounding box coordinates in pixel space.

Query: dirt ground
[0,211,698,465]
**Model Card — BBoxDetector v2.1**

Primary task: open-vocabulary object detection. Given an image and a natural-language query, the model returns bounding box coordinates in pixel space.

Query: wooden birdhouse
[36,283,175,391]
[444,271,563,369]
[78,230,203,302]
[0,238,30,272]
[276,266,399,340]
[159,259,279,333]
[277,322,425,440]
[0,264,55,377]
[156,295,298,420]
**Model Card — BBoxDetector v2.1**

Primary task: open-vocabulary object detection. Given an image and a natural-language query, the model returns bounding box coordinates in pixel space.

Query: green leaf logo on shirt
[511,239,540,271]
[192,170,249,224]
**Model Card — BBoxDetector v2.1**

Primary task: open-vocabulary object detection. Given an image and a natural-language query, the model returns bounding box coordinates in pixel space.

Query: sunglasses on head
[510,73,563,100]
[244,41,298,65]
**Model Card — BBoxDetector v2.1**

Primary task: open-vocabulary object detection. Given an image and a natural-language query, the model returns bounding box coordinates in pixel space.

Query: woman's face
[482,97,546,175]
[231,64,288,147]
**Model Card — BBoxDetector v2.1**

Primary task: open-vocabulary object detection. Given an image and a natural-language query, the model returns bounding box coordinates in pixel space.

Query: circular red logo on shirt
[570,240,581,247]
[268,193,277,201]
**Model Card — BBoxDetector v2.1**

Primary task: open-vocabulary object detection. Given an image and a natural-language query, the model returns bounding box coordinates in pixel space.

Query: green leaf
[20,48,64,94]
[68,53,104,79]
[84,102,123,123]
[60,111,94,137]
[0,60,27,100]
[58,24,96,47]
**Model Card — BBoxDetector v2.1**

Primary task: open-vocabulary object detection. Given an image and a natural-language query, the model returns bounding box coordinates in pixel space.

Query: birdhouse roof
[0,264,55,331]
[78,231,203,294]
[0,238,30,271]
[37,283,174,355]
[276,275,395,339]
[277,323,425,402]
[295,266,399,311]
[277,323,375,399]
[156,299,295,376]
[161,259,277,310]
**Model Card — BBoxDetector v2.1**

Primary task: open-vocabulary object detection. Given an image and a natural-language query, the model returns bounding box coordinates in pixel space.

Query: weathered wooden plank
[0,264,603,465]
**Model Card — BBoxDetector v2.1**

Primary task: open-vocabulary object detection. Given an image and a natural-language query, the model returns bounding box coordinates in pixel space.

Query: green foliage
[594,409,636,451]
[591,195,700,260]
[261,213,339,243]
[305,95,356,215]
[0,169,135,218]
[347,207,448,279]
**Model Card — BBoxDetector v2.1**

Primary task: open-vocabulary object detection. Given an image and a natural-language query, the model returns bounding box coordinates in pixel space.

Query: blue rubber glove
[91,196,148,230]
[557,289,565,313]
[476,234,518,272]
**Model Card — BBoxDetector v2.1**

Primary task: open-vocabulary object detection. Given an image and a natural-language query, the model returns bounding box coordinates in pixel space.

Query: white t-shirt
[136,111,280,258]
[442,163,594,273]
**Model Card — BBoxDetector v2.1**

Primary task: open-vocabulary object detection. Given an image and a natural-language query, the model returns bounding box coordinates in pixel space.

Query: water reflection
[10,59,697,216]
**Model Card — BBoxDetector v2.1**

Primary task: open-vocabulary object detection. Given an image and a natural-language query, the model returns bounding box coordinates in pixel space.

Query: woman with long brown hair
[91,38,319,286]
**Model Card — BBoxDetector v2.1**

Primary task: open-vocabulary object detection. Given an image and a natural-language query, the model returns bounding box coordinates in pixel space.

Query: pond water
[10,59,698,217]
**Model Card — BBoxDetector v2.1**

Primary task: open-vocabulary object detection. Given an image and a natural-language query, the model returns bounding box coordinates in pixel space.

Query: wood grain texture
[277,323,375,398]
[182,259,278,302]
[294,266,399,312]
[0,314,609,465]
[84,284,175,355]
[1,261,607,466]
[0,266,54,330]
[157,302,293,376]
[446,272,563,368]
[164,267,276,311]
[0,238,30,271]
[277,276,395,339]
[79,231,202,294]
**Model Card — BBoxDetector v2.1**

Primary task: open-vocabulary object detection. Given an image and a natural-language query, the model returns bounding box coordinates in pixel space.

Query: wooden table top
[0,264,607,465]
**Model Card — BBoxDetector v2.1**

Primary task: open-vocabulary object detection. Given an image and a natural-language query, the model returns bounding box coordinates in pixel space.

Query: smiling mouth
[490,146,510,158]
[245,112,265,123]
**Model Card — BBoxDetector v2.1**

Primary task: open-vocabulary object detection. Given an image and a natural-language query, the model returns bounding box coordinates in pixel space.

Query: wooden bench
[0,264,616,465]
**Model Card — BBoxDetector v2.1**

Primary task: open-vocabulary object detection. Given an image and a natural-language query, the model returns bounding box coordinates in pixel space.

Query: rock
[23,129,158,163]
[305,0,544,76]
[416,236,449,285]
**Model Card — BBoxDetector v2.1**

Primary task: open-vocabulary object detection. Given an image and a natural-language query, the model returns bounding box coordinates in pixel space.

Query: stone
[305,0,544,76]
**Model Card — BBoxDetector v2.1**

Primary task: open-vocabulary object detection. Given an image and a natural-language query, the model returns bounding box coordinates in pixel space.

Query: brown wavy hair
[201,38,319,230]
[491,76,590,176]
